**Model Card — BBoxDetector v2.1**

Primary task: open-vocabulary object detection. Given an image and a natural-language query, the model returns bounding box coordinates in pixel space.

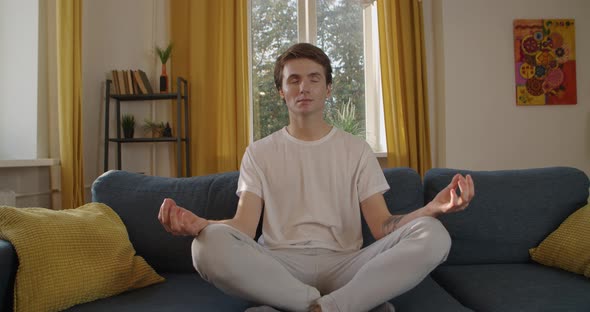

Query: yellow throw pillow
[0,203,165,312]
[529,203,590,278]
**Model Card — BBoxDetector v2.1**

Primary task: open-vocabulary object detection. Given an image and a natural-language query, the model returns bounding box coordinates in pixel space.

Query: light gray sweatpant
[191,216,451,312]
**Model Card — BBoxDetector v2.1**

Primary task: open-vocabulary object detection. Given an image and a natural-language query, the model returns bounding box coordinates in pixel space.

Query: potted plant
[155,43,173,93]
[328,99,365,137]
[121,114,135,139]
[143,119,165,138]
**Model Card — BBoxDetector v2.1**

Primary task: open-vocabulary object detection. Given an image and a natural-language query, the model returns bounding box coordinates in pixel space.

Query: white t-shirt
[237,126,390,251]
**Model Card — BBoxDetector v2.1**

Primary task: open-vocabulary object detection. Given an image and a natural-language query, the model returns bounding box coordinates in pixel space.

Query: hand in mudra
[428,174,475,216]
[158,198,209,236]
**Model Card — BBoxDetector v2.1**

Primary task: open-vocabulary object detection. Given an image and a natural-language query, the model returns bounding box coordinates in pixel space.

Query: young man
[158,43,474,312]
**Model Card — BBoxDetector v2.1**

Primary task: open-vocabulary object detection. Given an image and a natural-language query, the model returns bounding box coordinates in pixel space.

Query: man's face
[279,58,332,117]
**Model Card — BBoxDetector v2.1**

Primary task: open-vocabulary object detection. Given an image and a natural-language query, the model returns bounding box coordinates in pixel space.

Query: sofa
[1,166,589,311]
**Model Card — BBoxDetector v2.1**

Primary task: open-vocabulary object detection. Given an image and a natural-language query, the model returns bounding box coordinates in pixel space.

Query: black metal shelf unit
[103,77,190,177]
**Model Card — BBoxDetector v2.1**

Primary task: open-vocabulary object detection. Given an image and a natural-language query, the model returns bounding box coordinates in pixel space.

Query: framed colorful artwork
[513,19,577,105]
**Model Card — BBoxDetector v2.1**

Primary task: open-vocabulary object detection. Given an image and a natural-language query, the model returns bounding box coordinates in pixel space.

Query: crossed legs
[314,216,451,312]
[192,216,450,312]
[192,224,321,311]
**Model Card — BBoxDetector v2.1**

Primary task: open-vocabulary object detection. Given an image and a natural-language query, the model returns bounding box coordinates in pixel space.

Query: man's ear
[279,88,285,99]
[326,84,332,98]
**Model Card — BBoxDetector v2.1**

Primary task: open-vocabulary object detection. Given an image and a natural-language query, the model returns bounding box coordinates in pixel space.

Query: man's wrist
[193,220,211,237]
[423,202,442,218]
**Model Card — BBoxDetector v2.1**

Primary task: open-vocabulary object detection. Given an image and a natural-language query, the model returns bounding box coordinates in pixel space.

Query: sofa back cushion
[424,167,589,265]
[92,167,423,273]
[363,167,424,247]
[92,170,236,273]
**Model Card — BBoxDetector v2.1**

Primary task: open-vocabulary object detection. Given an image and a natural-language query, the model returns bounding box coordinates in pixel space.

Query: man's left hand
[427,174,474,216]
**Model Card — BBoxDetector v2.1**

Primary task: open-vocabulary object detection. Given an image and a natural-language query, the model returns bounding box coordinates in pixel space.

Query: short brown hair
[273,43,333,91]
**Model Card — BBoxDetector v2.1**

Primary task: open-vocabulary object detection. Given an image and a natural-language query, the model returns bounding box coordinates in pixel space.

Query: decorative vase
[123,127,134,139]
[160,64,168,93]
[162,122,172,137]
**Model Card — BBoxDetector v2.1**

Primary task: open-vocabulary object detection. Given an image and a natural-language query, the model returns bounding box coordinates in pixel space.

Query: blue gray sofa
[1,166,589,311]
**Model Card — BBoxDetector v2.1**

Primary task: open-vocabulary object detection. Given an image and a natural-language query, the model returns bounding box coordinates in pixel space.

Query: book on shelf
[138,70,154,94]
[122,70,128,94]
[110,70,120,94]
[132,70,140,95]
[110,69,155,95]
[117,70,127,94]
[126,70,134,95]
[133,70,148,94]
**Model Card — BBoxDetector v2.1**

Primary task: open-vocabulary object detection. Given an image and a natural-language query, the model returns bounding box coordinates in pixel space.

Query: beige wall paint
[427,0,590,176]
[82,0,172,193]
[8,0,589,209]
[6,0,172,208]
[0,165,53,208]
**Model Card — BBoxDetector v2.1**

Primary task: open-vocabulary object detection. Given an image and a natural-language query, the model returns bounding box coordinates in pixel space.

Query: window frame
[248,0,386,153]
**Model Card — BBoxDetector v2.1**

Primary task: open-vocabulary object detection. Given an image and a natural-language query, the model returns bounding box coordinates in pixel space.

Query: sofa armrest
[0,240,16,312]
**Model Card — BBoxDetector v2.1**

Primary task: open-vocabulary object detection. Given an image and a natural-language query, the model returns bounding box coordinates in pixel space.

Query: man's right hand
[158,198,209,236]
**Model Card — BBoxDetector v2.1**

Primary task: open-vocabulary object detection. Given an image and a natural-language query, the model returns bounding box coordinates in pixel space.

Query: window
[250,0,386,152]
[0,0,41,160]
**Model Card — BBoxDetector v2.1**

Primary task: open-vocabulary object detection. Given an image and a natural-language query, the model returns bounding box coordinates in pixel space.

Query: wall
[0,162,54,208]
[5,1,588,209]
[1,0,173,208]
[427,0,590,176]
[82,0,172,196]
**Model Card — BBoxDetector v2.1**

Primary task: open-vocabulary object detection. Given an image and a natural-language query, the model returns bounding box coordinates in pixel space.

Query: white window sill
[0,158,60,168]
[374,152,387,158]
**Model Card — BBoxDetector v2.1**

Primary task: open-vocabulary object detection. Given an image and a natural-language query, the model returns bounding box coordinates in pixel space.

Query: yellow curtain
[377,0,431,176]
[56,0,84,208]
[170,0,250,176]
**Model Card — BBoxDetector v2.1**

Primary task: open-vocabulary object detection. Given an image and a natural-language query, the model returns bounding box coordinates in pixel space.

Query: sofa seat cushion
[66,274,470,312]
[432,263,590,312]
[65,273,252,312]
[391,275,472,312]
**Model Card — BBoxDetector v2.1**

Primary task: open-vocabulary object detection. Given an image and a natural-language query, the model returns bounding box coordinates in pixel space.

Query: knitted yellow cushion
[529,203,590,278]
[0,203,165,312]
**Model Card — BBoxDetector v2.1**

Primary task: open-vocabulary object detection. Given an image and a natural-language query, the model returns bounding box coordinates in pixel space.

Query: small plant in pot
[156,43,173,93]
[121,114,135,139]
[143,119,165,138]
